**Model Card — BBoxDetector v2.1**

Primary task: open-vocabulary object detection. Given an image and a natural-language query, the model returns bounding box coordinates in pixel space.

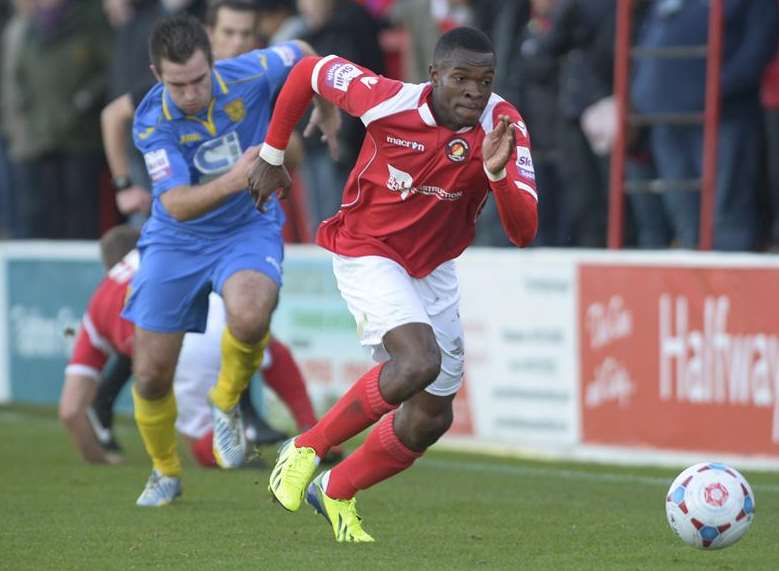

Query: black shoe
[242,413,289,446]
[86,407,123,452]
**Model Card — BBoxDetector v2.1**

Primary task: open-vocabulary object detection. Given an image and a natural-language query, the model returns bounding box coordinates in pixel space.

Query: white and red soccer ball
[665,463,755,550]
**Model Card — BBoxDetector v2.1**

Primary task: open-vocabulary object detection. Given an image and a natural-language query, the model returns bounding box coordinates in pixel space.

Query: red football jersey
[65,251,137,380]
[310,56,538,278]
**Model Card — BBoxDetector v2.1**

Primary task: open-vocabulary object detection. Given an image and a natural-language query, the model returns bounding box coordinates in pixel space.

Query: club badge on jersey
[446,138,469,162]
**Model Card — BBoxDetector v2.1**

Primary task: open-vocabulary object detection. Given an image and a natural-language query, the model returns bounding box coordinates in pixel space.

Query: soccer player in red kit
[250,27,538,542]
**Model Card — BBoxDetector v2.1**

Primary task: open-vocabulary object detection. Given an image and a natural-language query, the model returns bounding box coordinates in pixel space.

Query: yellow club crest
[137,126,156,141]
[224,99,246,123]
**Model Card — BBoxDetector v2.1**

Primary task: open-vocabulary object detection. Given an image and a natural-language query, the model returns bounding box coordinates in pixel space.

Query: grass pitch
[1,405,777,570]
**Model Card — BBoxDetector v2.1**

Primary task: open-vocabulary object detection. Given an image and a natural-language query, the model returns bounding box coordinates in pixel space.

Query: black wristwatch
[112,176,133,192]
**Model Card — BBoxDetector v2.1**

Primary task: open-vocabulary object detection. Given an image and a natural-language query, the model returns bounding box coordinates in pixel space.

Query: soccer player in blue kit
[124,13,333,506]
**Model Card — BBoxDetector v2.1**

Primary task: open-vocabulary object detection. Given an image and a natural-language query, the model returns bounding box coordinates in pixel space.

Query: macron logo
[386,135,425,152]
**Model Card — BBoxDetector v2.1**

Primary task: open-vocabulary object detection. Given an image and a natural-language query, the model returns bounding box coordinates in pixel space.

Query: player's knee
[226,310,270,345]
[133,361,174,399]
[396,349,442,394]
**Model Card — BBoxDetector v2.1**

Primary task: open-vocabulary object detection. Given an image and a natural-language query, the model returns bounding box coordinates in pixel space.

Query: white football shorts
[332,254,465,397]
[173,293,271,438]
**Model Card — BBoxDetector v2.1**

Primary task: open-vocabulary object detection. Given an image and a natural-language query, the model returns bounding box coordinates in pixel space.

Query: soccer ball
[665,463,755,549]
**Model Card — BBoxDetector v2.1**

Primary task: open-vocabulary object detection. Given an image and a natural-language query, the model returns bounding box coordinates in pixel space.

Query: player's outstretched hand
[482,115,515,176]
[248,156,292,213]
[303,96,341,160]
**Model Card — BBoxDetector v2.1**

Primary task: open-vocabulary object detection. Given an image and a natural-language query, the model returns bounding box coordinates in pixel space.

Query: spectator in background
[538,0,616,248]
[389,0,439,83]
[355,0,395,18]
[631,0,779,251]
[763,39,779,250]
[256,0,305,46]
[104,0,161,228]
[470,0,532,246]
[0,1,20,238]
[296,0,386,235]
[514,0,568,246]
[9,0,112,239]
[1,1,37,238]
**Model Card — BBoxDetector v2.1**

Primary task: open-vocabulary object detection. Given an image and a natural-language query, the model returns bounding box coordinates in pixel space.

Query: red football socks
[325,412,423,499]
[190,430,217,467]
[295,364,396,458]
[263,338,317,430]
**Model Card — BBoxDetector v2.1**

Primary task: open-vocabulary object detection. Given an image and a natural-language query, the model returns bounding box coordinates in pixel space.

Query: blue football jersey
[133,42,303,243]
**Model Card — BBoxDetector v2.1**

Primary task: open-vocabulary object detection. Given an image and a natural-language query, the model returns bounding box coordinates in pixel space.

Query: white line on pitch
[419,457,779,495]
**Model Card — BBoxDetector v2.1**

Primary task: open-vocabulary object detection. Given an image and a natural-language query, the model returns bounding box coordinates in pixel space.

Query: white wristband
[483,162,507,182]
[259,143,285,166]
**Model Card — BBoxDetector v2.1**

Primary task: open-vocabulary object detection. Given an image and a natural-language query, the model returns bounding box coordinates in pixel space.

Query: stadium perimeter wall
[1,242,778,469]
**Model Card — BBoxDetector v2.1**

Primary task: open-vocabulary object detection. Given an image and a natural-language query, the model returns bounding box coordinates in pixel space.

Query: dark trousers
[626,155,674,249]
[14,151,103,239]
[557,119,609,248]
[649,110,762,251]
[532,156,568,247]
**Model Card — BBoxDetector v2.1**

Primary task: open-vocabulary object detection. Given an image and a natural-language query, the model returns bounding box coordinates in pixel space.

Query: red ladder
[608,0,724,250]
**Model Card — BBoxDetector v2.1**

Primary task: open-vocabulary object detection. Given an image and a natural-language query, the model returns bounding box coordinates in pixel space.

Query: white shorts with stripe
[332,254,465,397]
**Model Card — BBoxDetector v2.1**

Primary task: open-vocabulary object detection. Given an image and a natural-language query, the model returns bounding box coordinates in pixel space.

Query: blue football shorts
[122,222,283,333]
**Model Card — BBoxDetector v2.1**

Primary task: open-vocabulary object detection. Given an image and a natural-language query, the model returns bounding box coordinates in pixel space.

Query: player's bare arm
[101,94,152,215]
[59,374,123,465]
[303,96,342,159]
[249,93,340,211]
[161,145,259,220]
[248,56,344,210]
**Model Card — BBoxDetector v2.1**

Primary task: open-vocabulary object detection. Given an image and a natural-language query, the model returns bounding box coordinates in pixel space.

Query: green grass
[1,405,777,570]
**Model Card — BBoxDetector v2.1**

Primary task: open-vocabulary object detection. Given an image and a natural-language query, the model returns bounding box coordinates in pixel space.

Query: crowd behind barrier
[0,0,777,251]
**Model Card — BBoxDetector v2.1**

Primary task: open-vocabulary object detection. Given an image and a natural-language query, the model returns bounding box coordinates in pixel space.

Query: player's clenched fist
[248,157,292,213]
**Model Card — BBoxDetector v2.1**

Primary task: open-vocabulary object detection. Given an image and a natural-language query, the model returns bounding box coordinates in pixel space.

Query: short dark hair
[254,0,295,12]
[99,225,140,270]
[149,13,213,71]
[432,27,494,66]
[205,0,257,27]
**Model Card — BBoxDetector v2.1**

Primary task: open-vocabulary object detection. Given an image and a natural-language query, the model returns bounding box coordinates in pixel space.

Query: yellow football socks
[208,328,268,412]
[132,385,181,477]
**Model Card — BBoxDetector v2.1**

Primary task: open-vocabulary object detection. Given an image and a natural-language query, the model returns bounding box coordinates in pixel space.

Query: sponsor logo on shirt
[515,145,535,180]
[446,138,470,162]
[193,131,242,176]
[144,149,171,182]
[179,133,202,144]
[386,135,425,152]
[271,45,296,67]
[325,62,363,92]
[386,164,462,201]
